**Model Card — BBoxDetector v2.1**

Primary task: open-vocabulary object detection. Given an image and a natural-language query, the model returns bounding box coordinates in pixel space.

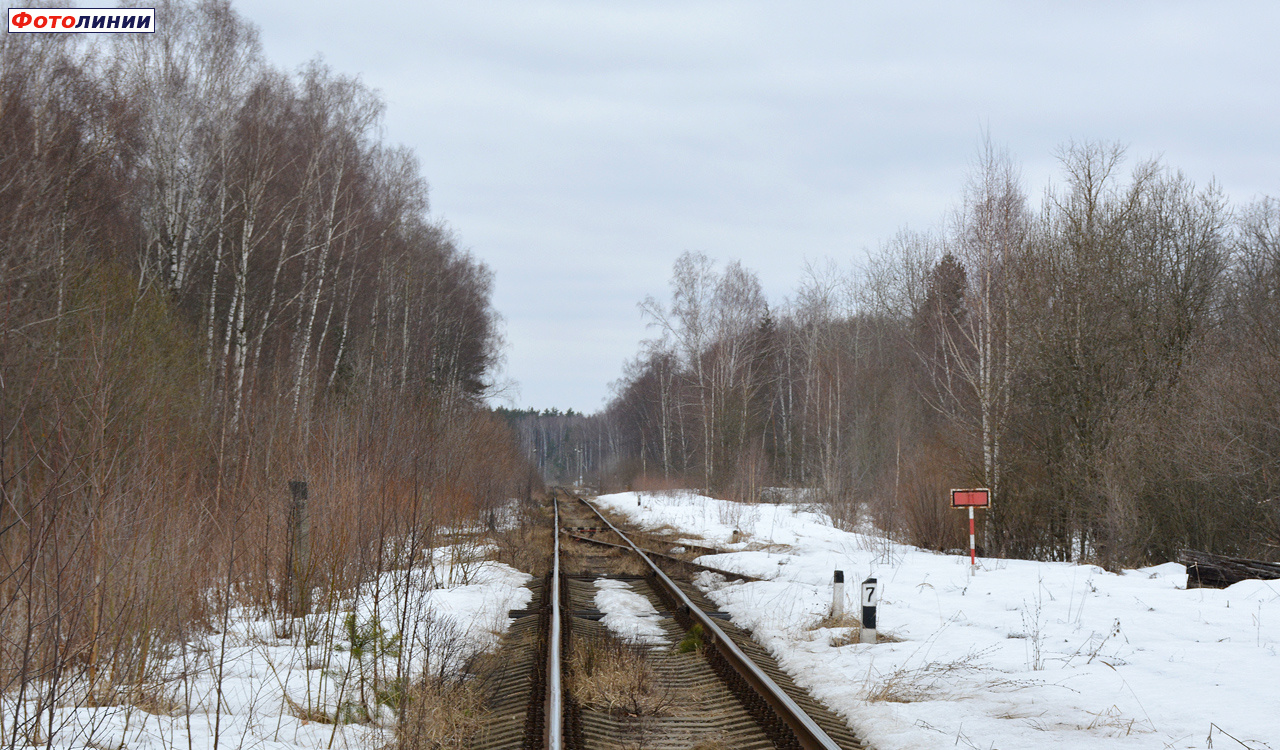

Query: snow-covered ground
[20,546,531,750]
[594,490,1280,750]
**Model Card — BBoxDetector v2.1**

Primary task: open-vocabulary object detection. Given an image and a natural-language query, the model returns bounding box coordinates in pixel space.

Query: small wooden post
[288,480,310,619]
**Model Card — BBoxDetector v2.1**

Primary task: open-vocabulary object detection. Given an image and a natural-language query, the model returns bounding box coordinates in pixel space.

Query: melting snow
[596,490,1280,750]
[594,578,670,646]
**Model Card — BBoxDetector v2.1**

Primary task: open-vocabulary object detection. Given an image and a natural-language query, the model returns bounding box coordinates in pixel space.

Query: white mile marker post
[860,577,878,644]
[831,570,845,619]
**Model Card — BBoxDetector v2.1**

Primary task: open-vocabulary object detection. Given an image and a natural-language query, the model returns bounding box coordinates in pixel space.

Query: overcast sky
[247,1,1280,414]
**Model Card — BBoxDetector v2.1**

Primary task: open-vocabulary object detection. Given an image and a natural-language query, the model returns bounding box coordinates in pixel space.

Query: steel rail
[574,494,843,750]
[546,495,563,750]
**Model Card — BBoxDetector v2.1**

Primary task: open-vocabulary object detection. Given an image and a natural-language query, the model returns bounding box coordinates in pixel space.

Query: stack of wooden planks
[1178,549,1280,589]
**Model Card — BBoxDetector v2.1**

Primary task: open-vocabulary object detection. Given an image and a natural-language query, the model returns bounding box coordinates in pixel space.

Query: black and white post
[831,570,845,619]
[860,577,878,644]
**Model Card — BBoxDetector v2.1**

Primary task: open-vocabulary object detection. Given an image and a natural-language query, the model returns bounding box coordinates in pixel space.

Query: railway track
[475,490,870,750]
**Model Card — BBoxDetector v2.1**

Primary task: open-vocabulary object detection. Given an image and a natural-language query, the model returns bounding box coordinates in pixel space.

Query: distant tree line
[603,139,1280,568]
[496,407,611,487]
[1,0,527,734]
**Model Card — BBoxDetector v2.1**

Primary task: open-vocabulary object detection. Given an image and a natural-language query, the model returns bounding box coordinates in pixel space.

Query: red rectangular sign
[951,488,990,508]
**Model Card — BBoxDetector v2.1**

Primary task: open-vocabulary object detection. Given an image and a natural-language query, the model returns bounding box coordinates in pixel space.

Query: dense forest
[1,0,529,737]
[496,407,611,487]
[601,140,1280,568]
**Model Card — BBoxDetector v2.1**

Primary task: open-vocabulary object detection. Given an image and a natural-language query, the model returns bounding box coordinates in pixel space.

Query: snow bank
[27,548,531,750]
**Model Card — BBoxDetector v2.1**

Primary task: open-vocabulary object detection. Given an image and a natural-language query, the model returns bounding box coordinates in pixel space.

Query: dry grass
[490,511,553,575]
[641,522,708,544]
[1082,705,1153,735]
[561,538,649,576]
[284,695,337,725]
[741,541,795,554]
[1013,704,1155,736]
[126,684,187,717]
[395,680,485,750]
[811,612,863,647]
[864,658,976,703]
[807,611,903,646]
[602,553,650,577]
[569,632,678,717]
[829,630,904,647]
[688,734,734,750]
[863,648,1031,703]
[809,612,863,630]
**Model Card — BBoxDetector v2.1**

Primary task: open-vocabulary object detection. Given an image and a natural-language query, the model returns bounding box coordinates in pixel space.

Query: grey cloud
[250,0,1280,411]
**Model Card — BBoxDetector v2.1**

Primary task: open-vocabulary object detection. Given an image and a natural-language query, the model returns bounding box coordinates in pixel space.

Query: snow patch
[594,578,670,646]
[13,547,532,750]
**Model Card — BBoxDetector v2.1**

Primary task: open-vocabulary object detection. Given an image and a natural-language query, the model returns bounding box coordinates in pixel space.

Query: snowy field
[594,490,1279,750]
[15,547,531,750]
